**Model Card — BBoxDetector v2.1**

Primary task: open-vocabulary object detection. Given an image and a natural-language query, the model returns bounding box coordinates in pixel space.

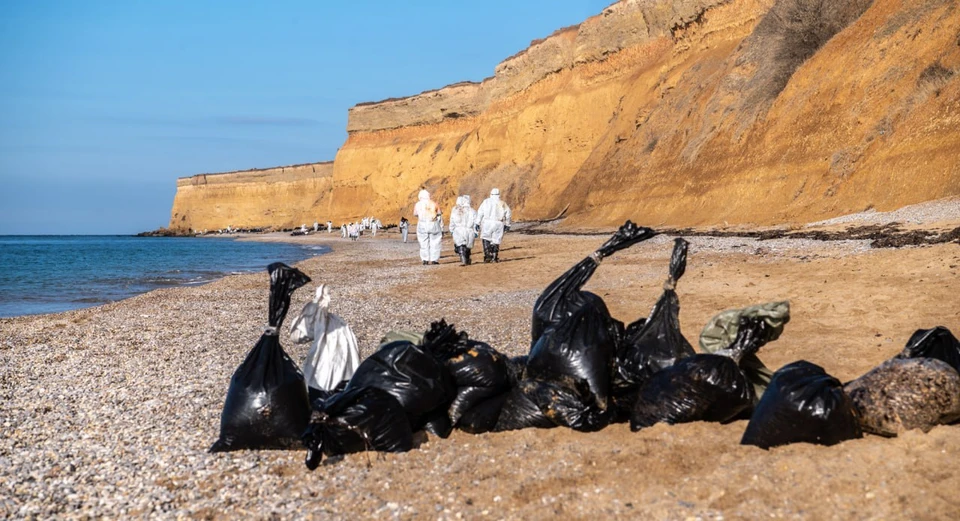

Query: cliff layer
[170,0,960,232]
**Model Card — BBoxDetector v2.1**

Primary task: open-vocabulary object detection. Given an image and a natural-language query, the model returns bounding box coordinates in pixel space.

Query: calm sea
[0,235,328,318]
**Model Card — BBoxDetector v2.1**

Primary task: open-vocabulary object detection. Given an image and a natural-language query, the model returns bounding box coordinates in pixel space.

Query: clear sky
[0,1,609,235]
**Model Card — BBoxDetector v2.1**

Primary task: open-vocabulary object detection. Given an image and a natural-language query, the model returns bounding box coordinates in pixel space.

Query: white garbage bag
[289,284,361,391]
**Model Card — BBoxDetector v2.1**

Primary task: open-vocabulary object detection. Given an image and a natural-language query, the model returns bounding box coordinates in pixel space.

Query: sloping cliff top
[346,0,730,132]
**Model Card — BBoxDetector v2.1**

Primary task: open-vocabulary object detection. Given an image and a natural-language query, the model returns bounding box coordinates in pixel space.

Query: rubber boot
[458,245,469,265]
[482,240,492,263]
[464,247,472,265]
[491,243,500,263]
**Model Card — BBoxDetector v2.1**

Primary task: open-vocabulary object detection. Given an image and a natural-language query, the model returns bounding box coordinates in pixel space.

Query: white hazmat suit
[449,195,478,265]
[288,285,360,392]
[413,189,442,264]
[474,188,512,262]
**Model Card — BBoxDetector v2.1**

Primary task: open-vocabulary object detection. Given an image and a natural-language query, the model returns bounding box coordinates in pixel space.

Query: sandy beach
[3,212,960,519]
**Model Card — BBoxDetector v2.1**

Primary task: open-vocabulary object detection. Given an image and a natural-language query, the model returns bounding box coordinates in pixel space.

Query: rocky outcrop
[170,0,960,232]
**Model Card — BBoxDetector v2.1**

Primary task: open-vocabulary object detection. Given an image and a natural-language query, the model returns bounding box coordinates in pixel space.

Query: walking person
[474,188,512,263]
[340,223,347,238]
[449,195,477,266]
[413,189,442,265]
[399,217,409,243]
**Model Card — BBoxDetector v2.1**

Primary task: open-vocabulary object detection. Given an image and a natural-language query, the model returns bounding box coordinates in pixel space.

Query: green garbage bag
[699,301,790,399]
[379,330,425,347]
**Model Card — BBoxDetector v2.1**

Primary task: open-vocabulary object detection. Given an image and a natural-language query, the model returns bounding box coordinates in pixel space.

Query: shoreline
[3,225,959,518]
[0,235,330,320]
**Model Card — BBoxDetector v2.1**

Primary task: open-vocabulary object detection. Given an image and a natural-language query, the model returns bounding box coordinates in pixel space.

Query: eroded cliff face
[170,0,960,232]
[170,162,333,231]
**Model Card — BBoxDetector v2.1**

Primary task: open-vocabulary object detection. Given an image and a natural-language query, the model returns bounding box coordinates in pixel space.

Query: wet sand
[2,222,959,519]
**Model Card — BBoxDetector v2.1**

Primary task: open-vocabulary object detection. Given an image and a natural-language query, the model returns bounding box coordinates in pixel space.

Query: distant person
[340,223,348,239]
[475,188,512,263]
[371,219,380,237]
[326,221,333,233]
[348,222,360,241]
[399,217,409,243]
[413,189,442,265]
[449,195,477,266]
[313,221,319,233]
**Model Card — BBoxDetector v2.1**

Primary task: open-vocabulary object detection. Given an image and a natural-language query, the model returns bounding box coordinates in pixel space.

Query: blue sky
[0,1,608,234]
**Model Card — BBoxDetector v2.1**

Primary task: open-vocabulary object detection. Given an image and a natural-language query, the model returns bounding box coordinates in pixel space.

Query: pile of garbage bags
[209,223,960,469]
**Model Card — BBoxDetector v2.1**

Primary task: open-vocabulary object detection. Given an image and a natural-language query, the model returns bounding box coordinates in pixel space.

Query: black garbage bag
[503,304,618,432]
[308,380,349,410]
[508,355,529,381]
[530,220,657,343]
[420,320,514,426]
[741,361,862,449]
[343,339,455,435]
[420,320,523,433]
[630,317,770,431]
[494,376,611,432]
[458,392,511,434]
[494,381,557,431]
[526,303,619,411]
[421,409,454,438]
[614,239,695,397]
[302,386,414,470]
[895,326,960,374]
[446,348,512,424]
[210,263,312,453]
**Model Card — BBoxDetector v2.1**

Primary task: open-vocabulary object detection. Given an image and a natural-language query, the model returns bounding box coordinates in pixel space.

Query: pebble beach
[3,212,960,519]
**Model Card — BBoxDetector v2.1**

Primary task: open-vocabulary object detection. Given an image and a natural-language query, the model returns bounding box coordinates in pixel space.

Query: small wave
[72,297,112,304]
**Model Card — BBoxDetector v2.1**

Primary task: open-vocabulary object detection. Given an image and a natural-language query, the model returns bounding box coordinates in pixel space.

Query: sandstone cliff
[170,162,333,231]
[170,0,960,232]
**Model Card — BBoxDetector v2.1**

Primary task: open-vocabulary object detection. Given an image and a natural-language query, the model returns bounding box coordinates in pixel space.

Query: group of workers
[338,218,382,240]
[412,188,512,266]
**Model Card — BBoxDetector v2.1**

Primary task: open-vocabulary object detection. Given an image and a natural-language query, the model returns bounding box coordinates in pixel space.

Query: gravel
[806,196,960,228]
[0,237,541,519]
[2,226,956,519]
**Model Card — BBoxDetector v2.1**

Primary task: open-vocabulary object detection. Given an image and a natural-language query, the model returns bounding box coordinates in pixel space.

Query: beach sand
[2,218,959,519]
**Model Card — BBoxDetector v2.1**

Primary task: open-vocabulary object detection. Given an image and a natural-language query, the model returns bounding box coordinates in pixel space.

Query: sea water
[0,235,328,318]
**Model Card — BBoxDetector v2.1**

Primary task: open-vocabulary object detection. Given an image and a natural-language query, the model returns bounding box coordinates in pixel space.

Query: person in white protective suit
[288,284,360,397]
[448,195,478,265]
[413,189,442,265]
[399,217,409,242]
[474,188,512,263]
